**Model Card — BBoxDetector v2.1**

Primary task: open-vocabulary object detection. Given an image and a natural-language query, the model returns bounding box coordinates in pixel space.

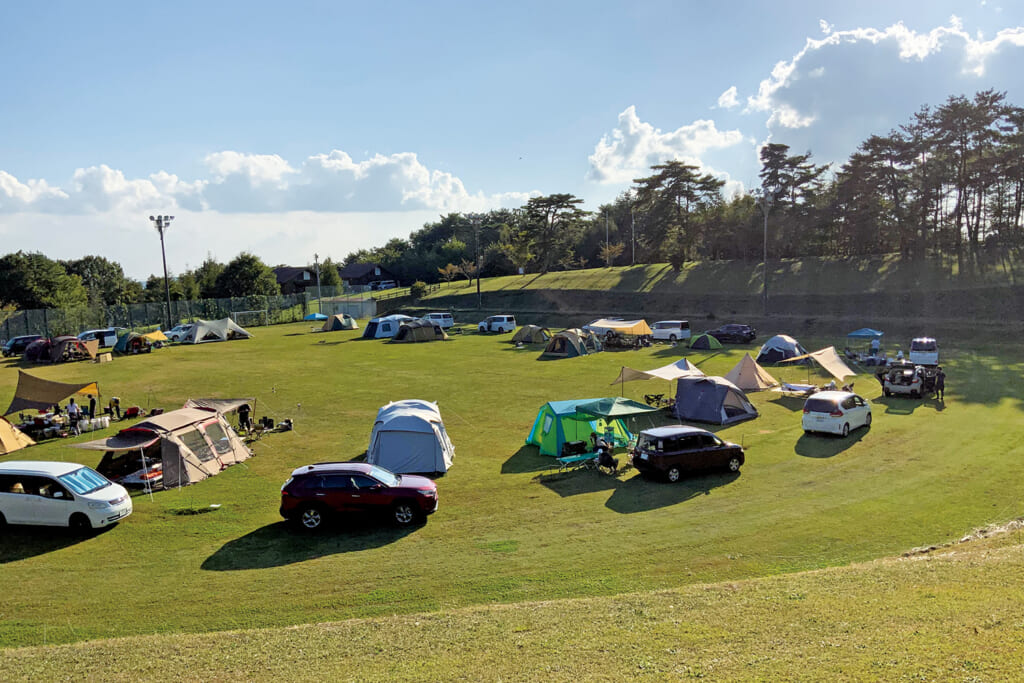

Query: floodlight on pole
[756,191,773,317]
[605,208,610,268]
[149,214,175,331]
[464,212,484,309]
[314,253,323,314]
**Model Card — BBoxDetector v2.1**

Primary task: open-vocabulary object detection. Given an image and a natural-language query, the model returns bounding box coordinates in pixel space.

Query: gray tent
[183,318,252,344]
[673,376,758,425]
[367,400,454,474]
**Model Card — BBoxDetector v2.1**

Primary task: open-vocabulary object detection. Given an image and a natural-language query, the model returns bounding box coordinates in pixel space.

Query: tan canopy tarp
[611,358,705,385]
[3,370,99,415]
[723,353,778,391]
[0,416,35,455]
[781,346,856,380]
[183,398,254,414]
[588,319,653,336]
[142,330,168,342]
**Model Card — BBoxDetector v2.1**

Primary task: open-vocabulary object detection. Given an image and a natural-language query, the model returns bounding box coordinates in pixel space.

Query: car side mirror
[371,483,384,491]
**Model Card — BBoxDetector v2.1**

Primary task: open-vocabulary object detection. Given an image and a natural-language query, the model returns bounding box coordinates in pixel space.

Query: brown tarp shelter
[781,346,857,381]
[3,370,100,415]
[723,353,779,391]
[391,320,449,343]
[51,337,98,362]
[0,416,35,455]
[586,319,653,336]
[142,330,168,343]
[183,398,254,414]
[72,407,251,489]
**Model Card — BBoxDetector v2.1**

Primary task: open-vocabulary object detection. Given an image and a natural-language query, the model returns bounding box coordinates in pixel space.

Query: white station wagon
[801,391,872,437]
[651,320,691,343]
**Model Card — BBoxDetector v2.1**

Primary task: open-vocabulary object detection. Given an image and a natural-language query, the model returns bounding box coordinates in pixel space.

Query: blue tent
[304,313,328,321]
[847,328,884,339]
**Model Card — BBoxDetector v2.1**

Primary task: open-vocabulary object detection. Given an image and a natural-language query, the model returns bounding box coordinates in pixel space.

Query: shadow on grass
[501,445,550,474]
[874,396,927,416]
[605,471,739,513]
[201,520,416,571]
[0,525,113,564]
[768,395,807,412]
[794,428,869,458]
[534,468,620,498]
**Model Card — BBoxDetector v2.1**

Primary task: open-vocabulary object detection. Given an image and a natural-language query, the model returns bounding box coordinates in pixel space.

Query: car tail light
[830,409,843,417]
[802,407,810,413]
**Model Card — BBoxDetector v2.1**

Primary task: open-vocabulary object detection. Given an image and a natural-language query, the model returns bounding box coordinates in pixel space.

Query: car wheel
[669,334,677,343]
[841,423,850,437]
[0,511,6,530]
[666,466,682,483]
[865,413,872,427]
[911,390,919,398]
[393,501,420,526]
[727,457,741,473]
[69,513,92,535]
[883,388,891,397]
[804,429,813,436]
[478,327,486,334]
[298,505,325,531]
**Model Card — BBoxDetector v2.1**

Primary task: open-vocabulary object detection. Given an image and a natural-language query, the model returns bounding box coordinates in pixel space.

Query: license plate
[815,416,825,422]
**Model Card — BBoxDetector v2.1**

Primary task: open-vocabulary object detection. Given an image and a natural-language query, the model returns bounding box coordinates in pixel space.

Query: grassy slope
[4,530,1023,680]
[1,320,1023,671]
[423,256,1019,299]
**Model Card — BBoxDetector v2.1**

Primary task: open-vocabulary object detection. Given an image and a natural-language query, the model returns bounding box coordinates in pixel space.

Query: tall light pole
[314,252,323,314]
[604,208,610,268]
[756,191,773,317]
[630,207,636,266]
[149,215,174,331]
[465,213,484,309]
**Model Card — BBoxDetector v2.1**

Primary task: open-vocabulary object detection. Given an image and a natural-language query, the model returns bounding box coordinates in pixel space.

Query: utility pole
[465,212,484,309]
[604,209,610,268]
[149,215,175,331]
[757,191,773,317]
[314,253,323,314]
[630,208,636,266]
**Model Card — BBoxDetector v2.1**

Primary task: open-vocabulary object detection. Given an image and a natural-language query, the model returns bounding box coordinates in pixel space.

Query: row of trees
[345,90,1024,282]
[0,251,283,312]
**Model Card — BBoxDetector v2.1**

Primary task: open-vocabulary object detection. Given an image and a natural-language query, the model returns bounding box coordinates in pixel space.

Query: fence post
[43,309,50,338]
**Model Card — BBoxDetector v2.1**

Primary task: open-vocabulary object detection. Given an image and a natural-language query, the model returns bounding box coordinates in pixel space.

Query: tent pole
[141,447,153,502]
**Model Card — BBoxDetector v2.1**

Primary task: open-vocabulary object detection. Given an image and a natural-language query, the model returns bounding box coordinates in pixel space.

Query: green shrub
[410,281,428,299]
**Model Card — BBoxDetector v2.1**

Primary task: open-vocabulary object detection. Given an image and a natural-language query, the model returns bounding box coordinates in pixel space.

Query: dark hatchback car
[280,462,438,530]
[706,324,757,344]
[632,426,744,482]
[2,335,43,357]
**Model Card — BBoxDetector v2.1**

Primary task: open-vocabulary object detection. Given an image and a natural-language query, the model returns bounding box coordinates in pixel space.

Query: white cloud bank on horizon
[588,17,1024,194]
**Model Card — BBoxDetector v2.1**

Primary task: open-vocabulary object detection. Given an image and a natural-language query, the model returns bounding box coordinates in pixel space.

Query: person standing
[87,394,97,420]
[935,367,946,401]
[237,402,252,433]
[66,398,82,435]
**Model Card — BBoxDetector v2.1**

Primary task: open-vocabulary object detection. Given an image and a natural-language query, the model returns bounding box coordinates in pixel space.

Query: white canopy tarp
[611,358,705,385]
[781,346,857,381]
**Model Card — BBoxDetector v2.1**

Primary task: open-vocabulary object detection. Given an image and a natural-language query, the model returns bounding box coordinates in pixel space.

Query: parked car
[802,391,872,437]
[2,334,43,357]
[477,315,516,333]
[164,323,195,342]
[631,425,744,482]
[706,323,757,344]
[883,361,928,398]
[370,280,398,291]
[77,328,123,348]
[0,461,133,532]
[909,337,939,366]
[651,320,691,343]
[421,312,455,329]
[280,462,438,531]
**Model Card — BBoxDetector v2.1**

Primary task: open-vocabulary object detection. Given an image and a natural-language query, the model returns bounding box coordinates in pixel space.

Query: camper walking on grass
[66,398,82,435]
[935,367,946,401]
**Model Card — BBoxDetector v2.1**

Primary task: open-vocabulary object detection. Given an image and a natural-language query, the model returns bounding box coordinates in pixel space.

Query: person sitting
[590,431,618,474]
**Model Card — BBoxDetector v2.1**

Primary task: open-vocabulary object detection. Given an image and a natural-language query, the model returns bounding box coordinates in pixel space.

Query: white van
[421,312,455,329]
[77,328,122,348]
[0,461,132,532]
[478,315,516,333]
[909,337,939,366]
[651,320,691,343]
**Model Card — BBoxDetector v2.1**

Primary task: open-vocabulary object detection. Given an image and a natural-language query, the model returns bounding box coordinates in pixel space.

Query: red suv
[280,462,438,530]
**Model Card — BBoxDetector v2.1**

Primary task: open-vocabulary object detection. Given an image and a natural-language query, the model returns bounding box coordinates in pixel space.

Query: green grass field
[2,319,1023,678]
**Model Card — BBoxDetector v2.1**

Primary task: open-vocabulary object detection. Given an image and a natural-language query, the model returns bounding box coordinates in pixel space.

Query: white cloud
[587,106,745,185]
[716,86,740,109]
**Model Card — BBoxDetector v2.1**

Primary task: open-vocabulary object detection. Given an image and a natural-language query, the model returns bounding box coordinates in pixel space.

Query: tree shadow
[794,428,869,458]
[534,468,621,498]
[201,520,417,571]
[604,471,740,513]
[767,395,807,412]
[0,525,113,564]
[501,445,551,474]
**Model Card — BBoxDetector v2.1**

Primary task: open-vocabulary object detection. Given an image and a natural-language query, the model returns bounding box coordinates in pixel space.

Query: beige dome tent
[511,325,551,344]
[0,416,35,455]
[723,353,778,391]
[322,313,358,331]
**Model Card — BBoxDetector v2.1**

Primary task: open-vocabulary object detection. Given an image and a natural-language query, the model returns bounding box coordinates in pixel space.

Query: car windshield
[366,465,400,487]
[58,466,112,495]
[911,340,937,351]
[804,397,838,413]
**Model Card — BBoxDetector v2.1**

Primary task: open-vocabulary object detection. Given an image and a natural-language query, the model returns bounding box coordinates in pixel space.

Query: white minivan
[651,320,691,343]
[0,461,133,532]
[77,328,122,347]
[421,312,455,329]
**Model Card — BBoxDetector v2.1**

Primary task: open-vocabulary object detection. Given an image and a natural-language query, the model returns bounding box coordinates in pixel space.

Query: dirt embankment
[385,284,1024,339]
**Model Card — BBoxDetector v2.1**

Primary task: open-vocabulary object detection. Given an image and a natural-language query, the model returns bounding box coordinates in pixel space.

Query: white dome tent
[367,400,454,475]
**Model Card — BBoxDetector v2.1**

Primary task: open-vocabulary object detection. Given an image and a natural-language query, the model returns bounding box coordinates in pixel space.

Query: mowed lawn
[1,322,1023,649]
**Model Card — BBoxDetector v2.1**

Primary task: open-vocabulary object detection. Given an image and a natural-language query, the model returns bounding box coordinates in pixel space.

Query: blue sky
[2,1,1022,278]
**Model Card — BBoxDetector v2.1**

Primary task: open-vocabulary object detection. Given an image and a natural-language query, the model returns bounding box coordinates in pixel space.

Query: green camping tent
[526,398,634,456]
[689,333,723,350]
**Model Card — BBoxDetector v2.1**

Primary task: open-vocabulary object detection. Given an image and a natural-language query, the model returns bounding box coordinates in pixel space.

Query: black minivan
[2,335,43,357]
[632,425,744,482]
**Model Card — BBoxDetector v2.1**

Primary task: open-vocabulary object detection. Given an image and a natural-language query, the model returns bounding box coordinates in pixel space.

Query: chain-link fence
[1,286,379,341]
